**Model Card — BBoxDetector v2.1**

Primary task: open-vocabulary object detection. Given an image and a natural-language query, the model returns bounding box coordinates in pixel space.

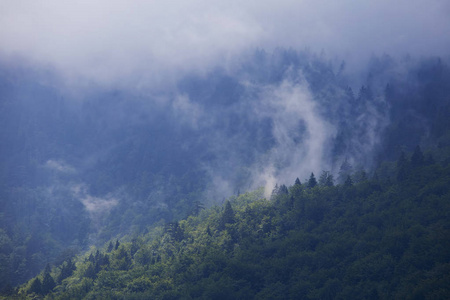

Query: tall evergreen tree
[42,271,56,294]
[308,173,317,188]
[319,171,334,187]
[219,201,235,230]
[57,260,75,283]
[84,263,96,279]
[28,278,42,295]
[271,184,279,199]
[279,184,289,195]
[165,222,184,242]
[107,241,114,252]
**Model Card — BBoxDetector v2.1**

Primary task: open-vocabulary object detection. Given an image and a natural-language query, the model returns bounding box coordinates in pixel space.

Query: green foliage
[27,277,41,295]
[41,271,56,294]
[319,171,334,187]
[219,201,235,231]
[2,51,450,295]
[16,154,450,299]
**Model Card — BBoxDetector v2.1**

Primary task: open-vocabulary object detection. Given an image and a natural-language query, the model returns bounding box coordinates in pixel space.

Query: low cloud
[1,0,449,87]
[250,79,335,196]
[171,93,204,129]
[71,184,118,215]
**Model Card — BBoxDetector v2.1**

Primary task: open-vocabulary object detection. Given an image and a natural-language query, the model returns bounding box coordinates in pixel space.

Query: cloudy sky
[1,0,449,86]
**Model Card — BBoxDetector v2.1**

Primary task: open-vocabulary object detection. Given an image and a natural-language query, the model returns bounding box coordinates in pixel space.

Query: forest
[4,144,450,299]
[0,49,450,299]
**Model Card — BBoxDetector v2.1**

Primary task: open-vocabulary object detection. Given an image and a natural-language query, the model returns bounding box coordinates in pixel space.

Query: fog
[1,0,449,87]
[1,2,450,288]
[1,0,449,236]
[250,80,335,196]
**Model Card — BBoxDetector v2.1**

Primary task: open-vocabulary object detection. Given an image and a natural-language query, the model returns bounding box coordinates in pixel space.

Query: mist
[1,0,450,288]
[1,0,449,88]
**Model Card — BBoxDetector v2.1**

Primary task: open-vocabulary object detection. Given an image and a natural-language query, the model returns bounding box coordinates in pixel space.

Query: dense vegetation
[1,50,450,297]
[3,146,449,299]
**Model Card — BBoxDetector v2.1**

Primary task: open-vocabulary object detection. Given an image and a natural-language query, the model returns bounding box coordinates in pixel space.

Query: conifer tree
[28,278,42,295]
[57,260,75,283]
[107,241,114,252]
[42,271,56,294]
[319,171,334,187]
[291,177,303,199]
[84,263,96,279]
[308,173,317,188]
[271,184,279,199]
[279,184,289,195]
[219,201,235,230]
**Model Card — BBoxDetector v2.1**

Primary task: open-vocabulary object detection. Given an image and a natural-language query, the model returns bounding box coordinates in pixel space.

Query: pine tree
[319,171,334,187]
[57,259,76,283]
[291,178,303,199]
[42,271,56,294]
[114,246,132,271]
[107,241,114,252]
[308,173,317,188]
[84,263,96,279]
[44,263,51,275]
[28,278,42,295]
[271,184,279,199]
[279,184,289,195]
[219,201,235,230]
[165,222,184,242]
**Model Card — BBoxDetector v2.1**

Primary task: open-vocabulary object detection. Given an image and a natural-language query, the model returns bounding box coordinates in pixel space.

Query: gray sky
[1,0,449,86]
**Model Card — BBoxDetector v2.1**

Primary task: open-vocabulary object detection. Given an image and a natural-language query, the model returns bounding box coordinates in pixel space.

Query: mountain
[0,50,450,296]
[12,145,450,299]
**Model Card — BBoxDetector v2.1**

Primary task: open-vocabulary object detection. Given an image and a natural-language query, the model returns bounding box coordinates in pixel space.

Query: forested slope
[1,52,450,294]
[9,147,450,299]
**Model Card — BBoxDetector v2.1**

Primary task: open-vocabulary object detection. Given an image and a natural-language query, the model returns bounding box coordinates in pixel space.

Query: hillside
[1,51,450,295]
[8,147,450,299]
[2,1,450,298]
